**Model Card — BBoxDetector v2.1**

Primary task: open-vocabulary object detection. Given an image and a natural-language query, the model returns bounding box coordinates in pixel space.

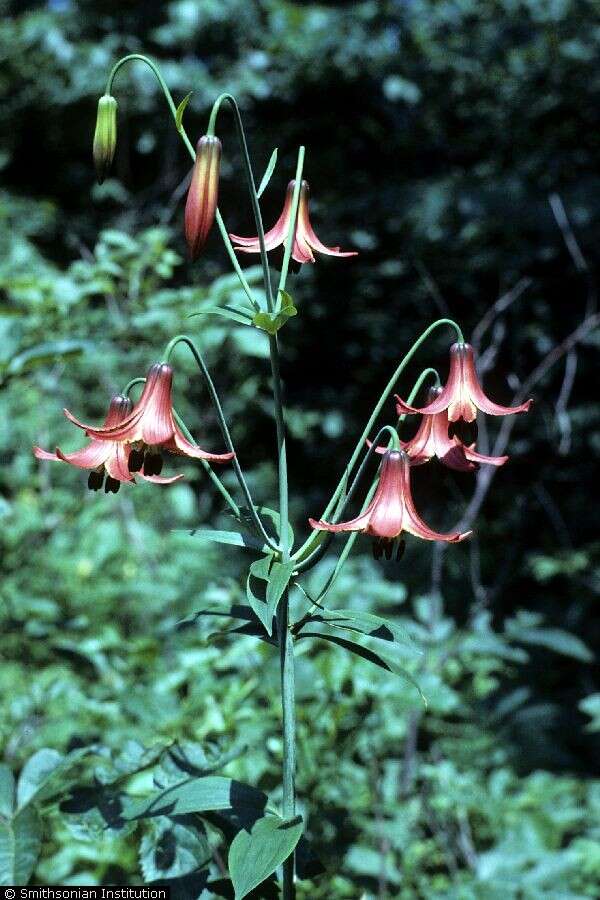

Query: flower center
[448,419,478,445]
[372,538,406,562]
[127,444,164,476]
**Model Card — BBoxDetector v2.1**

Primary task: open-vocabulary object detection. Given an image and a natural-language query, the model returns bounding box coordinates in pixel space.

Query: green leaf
[118,776,267,822]
[265,561,296,627]
[304,608,421,656]
[257,148,278,198]
[0,805,42,886]
[183,528,268,552]
[139,817,210,881]
[246,557,295,634]
[16,747,90,810]
[299,632,426,704]
[188,305,255,326]
[229,814,303,900]
[175,92,193,131]
[0,765,15,818]
[246,556,275,634]
[252,291,297,335]
[6,339,89,377]
[238,506,294,548]
[506,622,593,662]
[580,693,600,731]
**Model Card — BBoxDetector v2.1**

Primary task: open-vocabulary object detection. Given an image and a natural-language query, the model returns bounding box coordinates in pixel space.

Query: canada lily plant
[34,53,532,899]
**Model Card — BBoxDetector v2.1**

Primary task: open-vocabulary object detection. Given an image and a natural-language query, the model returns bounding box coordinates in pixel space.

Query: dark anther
[450,419,479,445]
[384,541,394,560]
[395,539,406,562]
[128,448,145,472]
[372,540,383,560]
[104,476,120,494]
[88,470,104,491]
[143,453,163,476]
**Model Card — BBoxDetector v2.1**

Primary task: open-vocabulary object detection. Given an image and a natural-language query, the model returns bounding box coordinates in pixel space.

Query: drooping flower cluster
[34,363,233,493]
[310,342,531,556]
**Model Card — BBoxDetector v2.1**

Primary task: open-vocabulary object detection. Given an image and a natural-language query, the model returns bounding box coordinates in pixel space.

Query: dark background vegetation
[1,0,599,896]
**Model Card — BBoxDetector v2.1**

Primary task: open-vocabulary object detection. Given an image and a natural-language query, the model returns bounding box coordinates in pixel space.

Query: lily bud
[93,94,118,184]
[185,135,221,260]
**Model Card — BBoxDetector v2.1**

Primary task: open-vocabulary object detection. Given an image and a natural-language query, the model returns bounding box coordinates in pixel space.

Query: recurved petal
[54,441,112,470]
[169,427,234,462]
[33,446,60,462]
[460,343,532,417]
[437,445,478,472]
[394,389,453,417]
[463,446,509,466]
[308,511,372,533]
[139,472,185,484]
[303,226,358,258]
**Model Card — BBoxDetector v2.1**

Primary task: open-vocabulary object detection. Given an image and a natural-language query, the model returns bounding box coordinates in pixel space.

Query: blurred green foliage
[1,0,599,896]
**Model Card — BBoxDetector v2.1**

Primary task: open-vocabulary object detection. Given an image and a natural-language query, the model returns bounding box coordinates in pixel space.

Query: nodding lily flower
[395,342,532,443]
[185,135,222,260]
[309,449,471,559]
[34,394,183,494]
[229,179,357,269]
[368,387,508,472]
[62,363,234,477]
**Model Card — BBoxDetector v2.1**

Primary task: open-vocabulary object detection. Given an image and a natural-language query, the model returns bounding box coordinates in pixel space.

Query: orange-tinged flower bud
[93,94,118,184]
[185,135,222,260]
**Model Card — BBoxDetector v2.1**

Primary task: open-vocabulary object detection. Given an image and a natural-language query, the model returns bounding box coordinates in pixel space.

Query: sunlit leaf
[229,813,303,900]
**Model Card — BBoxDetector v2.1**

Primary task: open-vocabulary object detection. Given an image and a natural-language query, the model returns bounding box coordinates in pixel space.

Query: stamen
[88,469,104,491]
[128,447,145,472]
[395,539,406,562]
[143,453,163,476]
[450,419,479,445]
[383,540,394,560]
[104,476,120,494]
[372,540,383,560]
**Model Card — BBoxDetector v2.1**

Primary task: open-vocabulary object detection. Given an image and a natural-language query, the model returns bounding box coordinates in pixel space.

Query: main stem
[271,331,296,897]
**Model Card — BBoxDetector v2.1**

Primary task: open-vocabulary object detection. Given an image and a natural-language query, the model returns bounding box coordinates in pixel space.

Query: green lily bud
[93,94,118,184]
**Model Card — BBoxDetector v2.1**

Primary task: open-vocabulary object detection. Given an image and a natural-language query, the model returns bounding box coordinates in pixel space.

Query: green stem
[276,149,306,302]
[209,93,274,312]
[261,147,306,900]
[293,318,463,561]
[277,592,296,896]
[164,335,277,551]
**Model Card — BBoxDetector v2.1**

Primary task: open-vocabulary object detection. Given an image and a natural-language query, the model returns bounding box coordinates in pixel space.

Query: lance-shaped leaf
[182,528,268,552]
[188,305,256,326]
[175,91,193,131]
[229,814,303,900]
[299,632,426,704]
[257,148,278,198]
[297,609,421,658]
